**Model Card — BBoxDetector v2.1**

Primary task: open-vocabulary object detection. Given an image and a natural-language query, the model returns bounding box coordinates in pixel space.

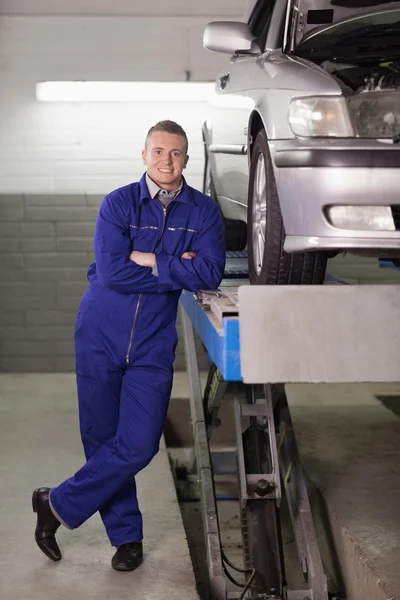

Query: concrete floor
[0,374,199,600]
[1,374,400,600]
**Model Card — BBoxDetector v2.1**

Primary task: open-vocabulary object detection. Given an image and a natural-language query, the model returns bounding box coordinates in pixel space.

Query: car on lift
[202,0,400,284]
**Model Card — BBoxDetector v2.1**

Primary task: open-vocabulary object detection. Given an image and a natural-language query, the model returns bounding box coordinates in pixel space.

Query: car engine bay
[321,60,400,94]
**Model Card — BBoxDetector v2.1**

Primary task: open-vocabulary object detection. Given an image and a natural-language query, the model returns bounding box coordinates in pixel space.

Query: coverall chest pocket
[129,223,160,252]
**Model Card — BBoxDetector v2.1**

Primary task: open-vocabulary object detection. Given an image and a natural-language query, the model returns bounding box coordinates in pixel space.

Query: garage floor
[0,374,199,600]
[2,372,399,600]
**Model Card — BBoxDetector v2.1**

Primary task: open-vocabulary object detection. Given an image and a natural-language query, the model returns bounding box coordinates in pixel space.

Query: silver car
[203,0,400,284]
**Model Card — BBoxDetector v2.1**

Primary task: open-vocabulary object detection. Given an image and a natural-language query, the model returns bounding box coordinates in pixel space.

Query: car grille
[391,206,400,230]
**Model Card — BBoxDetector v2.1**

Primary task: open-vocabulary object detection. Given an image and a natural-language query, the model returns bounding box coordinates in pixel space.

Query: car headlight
[347,91,400,138]
[288,96,354,137]
[288,92,400,138]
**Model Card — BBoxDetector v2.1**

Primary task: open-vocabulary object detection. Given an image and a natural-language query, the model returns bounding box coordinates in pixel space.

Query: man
[32,120,225,572]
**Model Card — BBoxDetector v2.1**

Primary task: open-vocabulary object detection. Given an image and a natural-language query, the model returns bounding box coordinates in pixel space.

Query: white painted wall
[0,2,245,194]
[0,0,246,17]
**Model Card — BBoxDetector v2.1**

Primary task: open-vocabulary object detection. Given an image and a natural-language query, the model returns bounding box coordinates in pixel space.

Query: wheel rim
[252,153,267,276]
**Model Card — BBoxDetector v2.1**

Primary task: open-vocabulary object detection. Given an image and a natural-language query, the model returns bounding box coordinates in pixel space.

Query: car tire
[203,150,247,252]
[248,129,327,285]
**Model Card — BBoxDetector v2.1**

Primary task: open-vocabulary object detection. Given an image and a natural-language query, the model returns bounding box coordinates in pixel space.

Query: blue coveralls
[49,174,225,547]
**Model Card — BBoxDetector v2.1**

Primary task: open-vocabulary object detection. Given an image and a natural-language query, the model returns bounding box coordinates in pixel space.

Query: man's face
[142,131,189,191]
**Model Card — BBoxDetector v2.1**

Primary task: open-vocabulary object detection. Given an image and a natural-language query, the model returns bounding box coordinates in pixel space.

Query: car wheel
[248,129,327,285]
[203,150,247,252]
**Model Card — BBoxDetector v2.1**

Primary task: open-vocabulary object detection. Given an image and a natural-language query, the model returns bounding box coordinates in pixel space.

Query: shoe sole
[32,490,62,562]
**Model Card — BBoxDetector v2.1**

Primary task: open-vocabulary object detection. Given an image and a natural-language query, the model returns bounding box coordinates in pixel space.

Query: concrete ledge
[239,285,400,383]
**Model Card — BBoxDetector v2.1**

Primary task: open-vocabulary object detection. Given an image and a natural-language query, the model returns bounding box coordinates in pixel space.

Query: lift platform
[179,253,400,600]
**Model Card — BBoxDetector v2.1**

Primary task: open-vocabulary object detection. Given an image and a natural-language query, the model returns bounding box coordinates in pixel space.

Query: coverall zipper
[159,204,167,239]
[125,203,168,365]
[126,294,142,364]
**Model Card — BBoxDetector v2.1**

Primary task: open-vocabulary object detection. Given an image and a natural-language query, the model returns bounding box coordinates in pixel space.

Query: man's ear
[142,149,147,165]
[184,154,189,169]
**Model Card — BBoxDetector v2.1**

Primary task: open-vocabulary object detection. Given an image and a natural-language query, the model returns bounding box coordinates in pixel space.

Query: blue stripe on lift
[180,290,241,382]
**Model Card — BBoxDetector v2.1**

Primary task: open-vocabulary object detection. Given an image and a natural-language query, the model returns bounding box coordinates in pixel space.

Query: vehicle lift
[179,252,400,600]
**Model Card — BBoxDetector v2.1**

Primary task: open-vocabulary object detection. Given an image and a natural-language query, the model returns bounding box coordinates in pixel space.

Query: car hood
[288,0,400,49]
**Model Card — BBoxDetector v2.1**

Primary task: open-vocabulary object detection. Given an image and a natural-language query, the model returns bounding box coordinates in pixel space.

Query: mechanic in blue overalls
[32,120,225,572]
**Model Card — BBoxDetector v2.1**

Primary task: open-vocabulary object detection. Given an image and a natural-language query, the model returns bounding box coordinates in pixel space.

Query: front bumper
[270,139,400,253]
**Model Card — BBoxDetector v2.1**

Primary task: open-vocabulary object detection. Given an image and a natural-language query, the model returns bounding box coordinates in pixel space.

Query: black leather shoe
[112,542,143,571]
[32,487,62,561]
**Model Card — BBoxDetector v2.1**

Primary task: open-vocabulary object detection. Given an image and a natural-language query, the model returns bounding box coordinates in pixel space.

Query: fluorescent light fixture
[36,81,215,102]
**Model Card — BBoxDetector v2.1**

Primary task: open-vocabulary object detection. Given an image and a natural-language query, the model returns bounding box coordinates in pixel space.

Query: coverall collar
[139,173,197,206]
[145,173,183,200]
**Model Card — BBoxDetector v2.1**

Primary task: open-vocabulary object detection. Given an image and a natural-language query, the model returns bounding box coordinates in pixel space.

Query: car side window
[248,0,278,45]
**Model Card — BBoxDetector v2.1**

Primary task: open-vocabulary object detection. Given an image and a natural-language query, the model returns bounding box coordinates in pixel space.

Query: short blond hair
[146,120,188,154]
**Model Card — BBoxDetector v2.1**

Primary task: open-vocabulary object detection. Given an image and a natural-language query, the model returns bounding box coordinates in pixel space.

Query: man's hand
[181,252,196,260]
[129,251,156,269]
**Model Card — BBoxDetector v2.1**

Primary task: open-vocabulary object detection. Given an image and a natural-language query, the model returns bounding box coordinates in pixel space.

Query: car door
[207,0,285,222]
